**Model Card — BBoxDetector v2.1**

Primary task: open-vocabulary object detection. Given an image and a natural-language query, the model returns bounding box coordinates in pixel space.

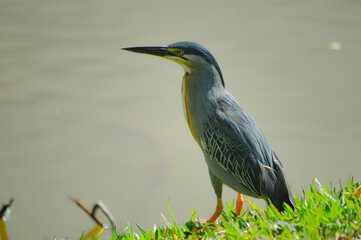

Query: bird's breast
[181,75,200,146]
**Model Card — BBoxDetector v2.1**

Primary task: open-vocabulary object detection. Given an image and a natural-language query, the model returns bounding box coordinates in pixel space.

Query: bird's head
[122,41,224,87]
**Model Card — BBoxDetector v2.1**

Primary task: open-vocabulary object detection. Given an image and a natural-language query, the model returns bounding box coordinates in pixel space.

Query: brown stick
[0,198,14,219]
[68,196,104,227]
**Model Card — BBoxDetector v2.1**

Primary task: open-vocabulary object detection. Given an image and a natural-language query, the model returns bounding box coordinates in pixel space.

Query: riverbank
[85,178,361,239]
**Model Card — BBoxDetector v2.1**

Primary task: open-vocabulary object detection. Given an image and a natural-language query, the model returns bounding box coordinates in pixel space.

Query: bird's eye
[177,49,184,55]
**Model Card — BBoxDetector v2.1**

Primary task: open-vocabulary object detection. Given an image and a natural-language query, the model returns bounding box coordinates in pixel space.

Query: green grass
[84,177,361,240]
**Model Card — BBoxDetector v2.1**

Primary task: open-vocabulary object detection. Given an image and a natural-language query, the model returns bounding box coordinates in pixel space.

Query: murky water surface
[1,0,361,239]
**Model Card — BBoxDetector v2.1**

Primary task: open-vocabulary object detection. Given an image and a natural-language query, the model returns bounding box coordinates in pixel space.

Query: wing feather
[202,93,277,197]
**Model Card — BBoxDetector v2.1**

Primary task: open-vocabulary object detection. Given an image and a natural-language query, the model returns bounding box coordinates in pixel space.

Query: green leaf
[111,226,117,240]
[190,209,197,222]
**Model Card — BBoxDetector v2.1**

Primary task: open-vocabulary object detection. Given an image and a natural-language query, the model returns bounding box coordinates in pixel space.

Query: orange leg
[235,193,244,216]
[210,197,223,222]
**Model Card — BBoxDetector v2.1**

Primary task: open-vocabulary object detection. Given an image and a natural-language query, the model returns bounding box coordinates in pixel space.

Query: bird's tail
[262,157,295,212]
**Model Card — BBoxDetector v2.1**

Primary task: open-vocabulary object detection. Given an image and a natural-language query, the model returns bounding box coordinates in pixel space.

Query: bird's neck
[181,72,199,145]
[181,68,224,145]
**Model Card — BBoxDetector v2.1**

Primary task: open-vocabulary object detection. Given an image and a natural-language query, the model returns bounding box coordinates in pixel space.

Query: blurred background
[1,0,361,239]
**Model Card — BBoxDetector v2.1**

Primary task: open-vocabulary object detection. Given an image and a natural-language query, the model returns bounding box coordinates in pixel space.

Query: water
[1,0,361,239]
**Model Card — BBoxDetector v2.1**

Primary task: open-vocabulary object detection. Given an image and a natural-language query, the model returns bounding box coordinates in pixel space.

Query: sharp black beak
[122,46,172,57]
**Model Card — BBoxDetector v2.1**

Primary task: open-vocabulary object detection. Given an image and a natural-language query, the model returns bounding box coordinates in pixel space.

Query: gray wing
[202,94,278,198]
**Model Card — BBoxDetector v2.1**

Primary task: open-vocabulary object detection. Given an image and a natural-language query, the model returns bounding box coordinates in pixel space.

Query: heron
[123,41,294,222]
